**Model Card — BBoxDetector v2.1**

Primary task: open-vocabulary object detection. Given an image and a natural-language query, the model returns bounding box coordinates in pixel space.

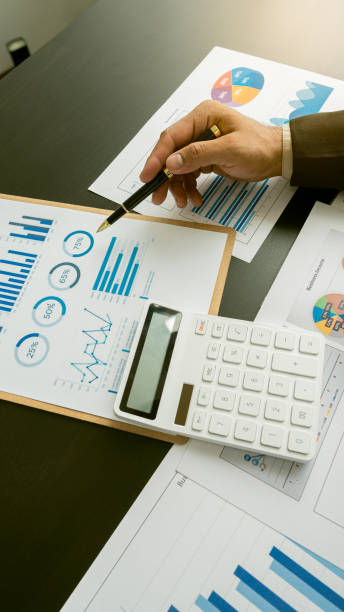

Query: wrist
[267,126,283,177]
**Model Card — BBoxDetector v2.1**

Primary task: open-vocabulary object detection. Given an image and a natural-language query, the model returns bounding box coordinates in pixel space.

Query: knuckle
[187,141,206,160]
[159,129,169,140]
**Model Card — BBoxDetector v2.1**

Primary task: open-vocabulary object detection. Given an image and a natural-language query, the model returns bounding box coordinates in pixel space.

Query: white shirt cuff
[282,124,293,181]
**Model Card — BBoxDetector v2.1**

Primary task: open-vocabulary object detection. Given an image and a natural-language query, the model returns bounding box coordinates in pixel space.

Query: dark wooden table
[0,0,342,609]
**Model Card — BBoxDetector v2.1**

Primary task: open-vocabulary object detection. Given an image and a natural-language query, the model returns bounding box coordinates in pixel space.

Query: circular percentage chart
[32,296,66,326]
[211,67,264,107]
[48,262,80,290]
[313,293,344,339]
[63,230,94,257]
[15,332,49,367]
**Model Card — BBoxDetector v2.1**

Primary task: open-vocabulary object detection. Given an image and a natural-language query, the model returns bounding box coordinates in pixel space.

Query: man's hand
[140,100,282,208]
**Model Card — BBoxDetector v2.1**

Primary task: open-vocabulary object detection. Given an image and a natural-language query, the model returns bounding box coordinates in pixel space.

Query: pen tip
[97,220,110,233]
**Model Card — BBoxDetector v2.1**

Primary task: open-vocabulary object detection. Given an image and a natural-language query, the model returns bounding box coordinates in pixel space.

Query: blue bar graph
[0,249,36,313]
[269,547,344,611]
[93,237,117,290]
[196,594,221,611]
[234,565,297,611]
[92,238,140,298]
[118,246,138,295]
[22,215,53,225]
[105,253,123,292]
[192,175,271,232]
[124,263,139,297]
[208,591,237,612]
[9,215,53,241]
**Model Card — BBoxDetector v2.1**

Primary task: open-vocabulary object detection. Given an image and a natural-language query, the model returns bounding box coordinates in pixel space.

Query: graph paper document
[0,195,229,423]
[90,46,344,262]
[62,462,344,611]
[178,203,344,569]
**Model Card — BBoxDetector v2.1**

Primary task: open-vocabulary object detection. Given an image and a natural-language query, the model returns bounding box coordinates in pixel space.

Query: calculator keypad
[190,316,323,460]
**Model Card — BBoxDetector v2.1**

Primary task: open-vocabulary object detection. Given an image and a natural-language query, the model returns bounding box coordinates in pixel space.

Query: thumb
[166,138,224,174]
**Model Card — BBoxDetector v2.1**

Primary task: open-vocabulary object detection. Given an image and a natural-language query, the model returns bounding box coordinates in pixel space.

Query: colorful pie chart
[211,67,264,107]
[313,294,344,338]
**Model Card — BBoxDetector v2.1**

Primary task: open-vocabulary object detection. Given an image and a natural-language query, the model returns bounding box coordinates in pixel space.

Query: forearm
[289,111,344,189]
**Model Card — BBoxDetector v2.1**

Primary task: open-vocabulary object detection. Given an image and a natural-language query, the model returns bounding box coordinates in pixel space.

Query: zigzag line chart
[71,308,112,384]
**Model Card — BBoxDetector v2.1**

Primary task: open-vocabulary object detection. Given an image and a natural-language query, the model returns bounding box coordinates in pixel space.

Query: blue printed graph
[192,175,269,232]
[9,214,53,242]
[93,237,140,297]
[270,81,333,126]
[168,544,344,612]
[0,249,37,312]
[71,309,112,384]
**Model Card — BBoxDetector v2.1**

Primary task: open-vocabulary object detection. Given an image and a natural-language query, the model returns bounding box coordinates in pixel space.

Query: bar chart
[86,475,344,611]
[92,235,151,300]
[8,214,53,242]
[0,249,37,312]
[191,175,270,233]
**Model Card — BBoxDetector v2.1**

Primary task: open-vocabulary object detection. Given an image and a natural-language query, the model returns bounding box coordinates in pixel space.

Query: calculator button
[271,353,317,378]
[274,331,295,350]
[207,342,220,360]
[202,364,216,382]
[250,327,271,346]
[261,424,284,448]
[243,371,264,392]
[192,410,207,432]
[234,420,257,443]
[246,349,268,369]
[208,413,231,437]
[213,390,235,411]
[227,324,247,342]
[294,379,316,402]
[288,430,312,454]
[268,375,290,397]
[265,399,287,422]
[223,345,244,364]
[197,387,211,407]
[239,395,260,417]
[195,319,208,335]
[291,405,313,427]
[212,320,225,338]
[219,367,240,387]
[299,335,321,355]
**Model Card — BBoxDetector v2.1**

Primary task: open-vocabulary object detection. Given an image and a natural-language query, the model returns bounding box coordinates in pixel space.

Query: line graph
[70,309,112,384]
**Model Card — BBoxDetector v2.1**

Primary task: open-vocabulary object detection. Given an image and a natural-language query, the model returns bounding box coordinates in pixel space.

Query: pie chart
[211,67,264,107]
[313,294,344,339]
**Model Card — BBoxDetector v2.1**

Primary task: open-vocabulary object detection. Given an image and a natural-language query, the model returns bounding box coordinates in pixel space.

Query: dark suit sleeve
[290,110,344,189]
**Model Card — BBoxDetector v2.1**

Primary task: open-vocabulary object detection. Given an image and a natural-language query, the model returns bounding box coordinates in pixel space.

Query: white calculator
[114,302,325,462]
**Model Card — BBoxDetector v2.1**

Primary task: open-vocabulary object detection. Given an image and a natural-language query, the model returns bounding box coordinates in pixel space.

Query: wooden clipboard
[0,194,235,444]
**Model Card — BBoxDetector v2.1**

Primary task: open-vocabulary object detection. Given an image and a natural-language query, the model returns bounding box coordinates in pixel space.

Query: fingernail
[167,153,183,171]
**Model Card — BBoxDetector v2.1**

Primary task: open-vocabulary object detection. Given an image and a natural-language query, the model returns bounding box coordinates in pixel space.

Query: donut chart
[313,294,344,338]
[211,67,264,108]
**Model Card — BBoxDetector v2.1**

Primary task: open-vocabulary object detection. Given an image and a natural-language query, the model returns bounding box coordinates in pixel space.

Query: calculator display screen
[120,304,182,419]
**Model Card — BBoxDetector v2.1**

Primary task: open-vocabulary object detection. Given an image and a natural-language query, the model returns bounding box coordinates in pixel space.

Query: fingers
[184,174,202,207]
[140,100,230,183]
[151,181,168,205]
[169,175,187,208]
[166,137,226,175]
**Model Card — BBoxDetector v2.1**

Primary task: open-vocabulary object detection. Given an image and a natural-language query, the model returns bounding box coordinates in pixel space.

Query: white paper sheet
[90,46,344,262]
[332,191,344,211]
[61,443,188,612]
[0,198,227,421]
[177,202,344,570]
[62,465,344,611]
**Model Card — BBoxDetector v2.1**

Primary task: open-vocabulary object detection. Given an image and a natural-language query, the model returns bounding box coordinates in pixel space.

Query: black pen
[96,124,221,232]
